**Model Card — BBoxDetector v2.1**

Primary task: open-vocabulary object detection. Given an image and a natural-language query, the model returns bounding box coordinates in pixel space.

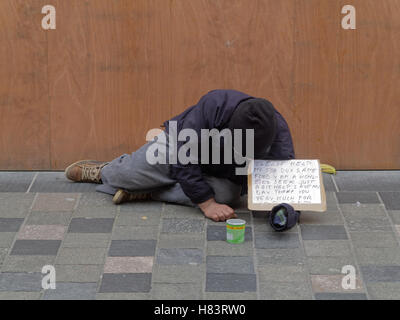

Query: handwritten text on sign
[252,160,322,204]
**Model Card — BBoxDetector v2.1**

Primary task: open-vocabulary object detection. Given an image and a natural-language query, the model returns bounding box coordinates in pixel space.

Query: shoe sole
[113,189,126,205]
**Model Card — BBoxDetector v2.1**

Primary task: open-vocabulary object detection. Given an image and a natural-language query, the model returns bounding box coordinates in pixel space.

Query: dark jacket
[163,89,295,204]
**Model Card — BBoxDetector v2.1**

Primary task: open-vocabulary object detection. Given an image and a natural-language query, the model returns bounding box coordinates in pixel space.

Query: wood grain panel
[47,0,296,169]
[0,0,49,169]
[293,0,400,169]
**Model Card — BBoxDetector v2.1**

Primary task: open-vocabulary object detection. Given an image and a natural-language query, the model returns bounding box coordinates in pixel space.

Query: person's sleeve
[169,94,219,204]
[268,112,296,160]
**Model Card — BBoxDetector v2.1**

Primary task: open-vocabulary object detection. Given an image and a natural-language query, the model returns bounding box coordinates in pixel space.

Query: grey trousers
[96,138,242,207]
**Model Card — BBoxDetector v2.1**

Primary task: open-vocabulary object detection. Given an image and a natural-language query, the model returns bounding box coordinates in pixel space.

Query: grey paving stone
[55,265,103,282]
[326,192,341,211]
[158,233,205,249]
[0,193,35,218]
[96,292,151,300]
[366,282,400,300]
[206,273,257,292]
[109,240,157,257]
[42,282,98,300]
[26,211,72,226]
[340,205,392,232]
[340,203,387,218]
[355,248,400,266]
[0,172,35,192]
[300,225,348,240]
[258,281,312,300]
[74,206,117,218]
[157,248,203,265]
[379,192,400,210]
[68,218,114,233]
[163,204,204,219]
[116,211,161,226]
[0,232,15,248]
[322,173,336,192]
[350,232,398,248]
[388,210,400,224]
[206,256,254,274]
[315,293,367,300]
[0,292,41,300]
[334,171,400,192]
[120,201,163,213]
[207,225,252,241]
[204,292,258,300]
[0,272,42,292]
[112,226,159,240]
[1,255,55,272]
[300,210,344,225]
[99,273,152,293]
[303,240,352,257]
[361,265,400,282]
[62,233,111,248]
[151,283,202,300]
[76,192,115,208]
[0,248,7,264]
[30,172,97,192]
[336,192,380,204]
[207,241,253,256]
[152,264,205,283]
[56,247,107,265]
[162,218,204,233]
[254,232,300,249]
[256,248,305,266]
[11,240,61,256]
[307,256,356,275]
[257,265,307,282]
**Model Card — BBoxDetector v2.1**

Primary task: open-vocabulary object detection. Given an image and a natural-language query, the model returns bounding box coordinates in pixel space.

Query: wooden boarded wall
[1,0,399,170]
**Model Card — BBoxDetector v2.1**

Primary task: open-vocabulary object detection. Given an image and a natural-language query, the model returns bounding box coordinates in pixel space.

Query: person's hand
[198,198,237,222]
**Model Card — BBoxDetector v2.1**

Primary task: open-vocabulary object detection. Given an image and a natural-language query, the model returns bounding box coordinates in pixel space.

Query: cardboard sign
[248,159,327,212]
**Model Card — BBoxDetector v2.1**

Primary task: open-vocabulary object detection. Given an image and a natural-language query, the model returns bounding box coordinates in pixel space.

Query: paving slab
[11,240,61,256]
[0,172,35,192]
[152,264,205,283]
[0,292,41,300]
[32,193,79,212]
[254,232,300,249]
[299,211,344,225]
[55,265,103,282]
[26,211,72,226]
[62,233,111,248]
[355,248,400,266]
[311,274,363,293]
[99,273,152,293]
[258,281,312,300]
[117,212,161,226]
[303,240,352,257]
[112,226,159,240]
[42,282,98,300]
[0,233,16,248]
[96,292,151,300]
[0,272,42,292]
[206,273,257,292]
[366,282,400,300]
[361,265,400,282]
[307,256,357,275]
[104,257,154,273]
[257,265,307,282]
[158,233,205,249]
[17,225,66,240]
[256,248,305,266]
[68,218,114,233]
[108,240,157,257]
[300,225,348,240]
[206,241,253,256]
[30,172,97,193]
[204,292,258,300]
[334,171,400,192]
[336,192,380,204]
[379,192,400,210]
[151,283,203,300]
[162,218,204,233]
[1,255,55,272]
[56,247,107,265]
[0,193,35,218]
[0,218,24,232]
[207,256,255,274]
[119,201,163,213]
[163,204,204,219]
[157,248,203,265]
[350,232,399,248]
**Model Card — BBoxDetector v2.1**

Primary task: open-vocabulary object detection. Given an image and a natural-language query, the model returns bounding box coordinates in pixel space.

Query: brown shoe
[65,160,108,184]
[113,189,152,205]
